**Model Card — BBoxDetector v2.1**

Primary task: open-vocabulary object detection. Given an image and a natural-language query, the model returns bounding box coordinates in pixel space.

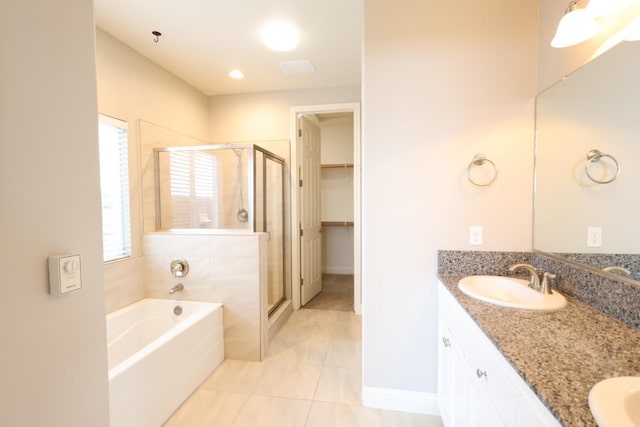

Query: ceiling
[94,0,363,96]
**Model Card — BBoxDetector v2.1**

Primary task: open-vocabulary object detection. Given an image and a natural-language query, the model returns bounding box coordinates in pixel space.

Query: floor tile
[381,409,445,427]
[306,401,382,427]
[314,366,362,405]
[199,359,266,394]
[231,395,311,427]
[267,320,333,365]
[163,389,248,427]
[324,337,362,370]
[253,360,323,400]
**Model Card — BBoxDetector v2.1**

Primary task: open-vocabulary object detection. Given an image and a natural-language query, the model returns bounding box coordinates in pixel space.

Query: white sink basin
[589,377,640,427]
[457,275,567,311]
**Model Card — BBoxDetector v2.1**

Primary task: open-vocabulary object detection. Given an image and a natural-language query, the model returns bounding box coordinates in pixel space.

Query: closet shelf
[321,163,354,169]
[321,221,354,227]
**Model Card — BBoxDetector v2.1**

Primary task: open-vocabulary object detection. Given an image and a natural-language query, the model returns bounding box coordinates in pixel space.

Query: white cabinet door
[437,281,561,427]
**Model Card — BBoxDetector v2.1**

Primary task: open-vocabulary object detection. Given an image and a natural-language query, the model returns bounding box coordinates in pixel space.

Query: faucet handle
[540,272,556,295]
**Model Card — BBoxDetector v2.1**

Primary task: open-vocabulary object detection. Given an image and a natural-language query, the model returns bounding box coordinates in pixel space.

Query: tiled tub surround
[533,251,640,329]
[437,250,640,426]
[144,232,268,361]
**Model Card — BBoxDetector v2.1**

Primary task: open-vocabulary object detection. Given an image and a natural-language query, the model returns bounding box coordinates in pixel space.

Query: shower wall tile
[164,235,212,257]
[224,308,262,361]
[210,235,260,258]
[142,232,268,360]
[142,234,165,256]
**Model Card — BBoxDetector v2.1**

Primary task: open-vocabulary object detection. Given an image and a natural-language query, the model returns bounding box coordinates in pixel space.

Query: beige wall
[0,1,110,426]
[95,29,211,313]
[362,0,537,398]
[320,117,355,274]
[208,86,361,143]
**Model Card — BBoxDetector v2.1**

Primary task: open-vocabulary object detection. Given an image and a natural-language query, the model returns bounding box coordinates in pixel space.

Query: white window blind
[169,151,218,228]
[98,114,131,262]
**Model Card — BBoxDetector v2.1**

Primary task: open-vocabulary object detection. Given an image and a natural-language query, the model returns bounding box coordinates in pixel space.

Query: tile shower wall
[143,232,268,361]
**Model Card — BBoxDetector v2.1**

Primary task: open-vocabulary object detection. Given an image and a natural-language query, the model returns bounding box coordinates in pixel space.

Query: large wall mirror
[534,41,640,282]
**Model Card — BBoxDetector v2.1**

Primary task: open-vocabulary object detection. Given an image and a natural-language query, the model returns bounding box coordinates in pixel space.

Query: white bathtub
[107,298,224,427]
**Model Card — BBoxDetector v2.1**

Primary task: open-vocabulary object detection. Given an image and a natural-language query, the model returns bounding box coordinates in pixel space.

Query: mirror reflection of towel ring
[585,149,620,184]
[466,154,498,187]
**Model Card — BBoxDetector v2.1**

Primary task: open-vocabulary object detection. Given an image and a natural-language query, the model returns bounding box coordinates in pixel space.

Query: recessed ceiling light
[261,20,299,51]
[229,69,245,79]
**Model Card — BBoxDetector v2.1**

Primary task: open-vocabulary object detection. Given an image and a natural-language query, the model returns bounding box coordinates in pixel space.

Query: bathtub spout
[169,283,184,294]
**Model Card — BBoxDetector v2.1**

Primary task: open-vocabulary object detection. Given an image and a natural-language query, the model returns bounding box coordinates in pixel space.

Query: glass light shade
[586,0,635,17]
[624,15,640,40]
[551,8,602,48]
[261,21,299,51]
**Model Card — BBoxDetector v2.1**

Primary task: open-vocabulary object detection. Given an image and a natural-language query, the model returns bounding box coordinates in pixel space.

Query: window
[168,151,219,228]
[98,114,131,262]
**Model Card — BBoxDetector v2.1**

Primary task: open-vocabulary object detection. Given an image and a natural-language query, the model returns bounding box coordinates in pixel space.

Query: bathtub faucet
[169,283,184,295]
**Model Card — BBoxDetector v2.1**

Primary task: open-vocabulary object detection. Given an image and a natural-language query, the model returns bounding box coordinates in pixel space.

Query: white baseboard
[362,386,440,415]
[322,267,355,275]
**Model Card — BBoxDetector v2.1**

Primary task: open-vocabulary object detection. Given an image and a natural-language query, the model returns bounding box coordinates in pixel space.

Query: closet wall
[320,114,355,275]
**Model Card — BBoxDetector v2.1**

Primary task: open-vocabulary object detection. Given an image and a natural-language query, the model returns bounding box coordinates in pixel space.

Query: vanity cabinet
[437,281,561,427]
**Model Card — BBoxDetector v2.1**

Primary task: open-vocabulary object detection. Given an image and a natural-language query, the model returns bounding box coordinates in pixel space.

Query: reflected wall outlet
[587,227,602,248]
[469,226,483,246]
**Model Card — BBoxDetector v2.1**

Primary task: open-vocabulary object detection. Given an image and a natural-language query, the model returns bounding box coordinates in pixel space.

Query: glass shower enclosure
[153,144,286,315]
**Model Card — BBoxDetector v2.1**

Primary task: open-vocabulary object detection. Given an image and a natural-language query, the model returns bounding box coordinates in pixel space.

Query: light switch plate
[48,254,82,295]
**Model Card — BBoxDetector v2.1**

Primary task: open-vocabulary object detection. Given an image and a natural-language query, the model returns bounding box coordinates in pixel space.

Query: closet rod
[321,221,354,227]
[320,163,354,169]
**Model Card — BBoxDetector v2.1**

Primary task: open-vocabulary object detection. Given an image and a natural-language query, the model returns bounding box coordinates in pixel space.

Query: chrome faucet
[508,264,557,295]
[509,263,540,290]
[169,283,184,295]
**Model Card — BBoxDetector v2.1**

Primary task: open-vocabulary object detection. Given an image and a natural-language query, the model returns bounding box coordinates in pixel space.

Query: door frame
[290,102,362,314]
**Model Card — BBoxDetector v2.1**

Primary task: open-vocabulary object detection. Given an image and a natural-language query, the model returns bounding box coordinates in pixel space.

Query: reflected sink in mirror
[589,377,640,427]
[458,276,567,311]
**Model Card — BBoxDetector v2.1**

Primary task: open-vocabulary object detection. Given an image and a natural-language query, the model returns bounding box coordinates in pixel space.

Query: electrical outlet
[587,226,602,248]
[469,226,483,246]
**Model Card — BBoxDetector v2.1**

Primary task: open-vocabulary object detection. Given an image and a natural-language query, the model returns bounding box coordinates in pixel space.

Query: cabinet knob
[476,368,487,379]
[442,337,451,348]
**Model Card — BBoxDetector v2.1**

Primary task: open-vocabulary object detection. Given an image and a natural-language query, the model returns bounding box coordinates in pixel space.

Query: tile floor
[304,274,354,312]
[164,308,444,427]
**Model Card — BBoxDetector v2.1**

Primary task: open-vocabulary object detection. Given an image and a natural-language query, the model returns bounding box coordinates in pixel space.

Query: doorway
[290,103,361,314]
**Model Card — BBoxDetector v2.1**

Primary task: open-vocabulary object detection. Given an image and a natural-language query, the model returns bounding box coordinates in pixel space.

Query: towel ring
[466,154,498,187]
[585,149,620,184]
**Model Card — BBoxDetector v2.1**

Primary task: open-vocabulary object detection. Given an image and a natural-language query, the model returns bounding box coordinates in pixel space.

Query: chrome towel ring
[466,153,498,187]
[585,149,620,184]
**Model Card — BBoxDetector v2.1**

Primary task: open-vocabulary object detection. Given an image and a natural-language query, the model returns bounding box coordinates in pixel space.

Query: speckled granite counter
[439,274,640,427]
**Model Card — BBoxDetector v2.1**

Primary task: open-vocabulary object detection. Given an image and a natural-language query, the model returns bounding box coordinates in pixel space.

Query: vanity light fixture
[229,69,245,79]
[551,0,602,48]
[585,0,635,17]
[261,20,299,51]
[624,15,640,40]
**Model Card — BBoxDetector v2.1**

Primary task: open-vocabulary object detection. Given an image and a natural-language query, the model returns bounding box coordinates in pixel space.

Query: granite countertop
[439,274,640,427]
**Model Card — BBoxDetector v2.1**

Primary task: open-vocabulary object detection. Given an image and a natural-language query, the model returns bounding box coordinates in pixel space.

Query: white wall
[320,117,355,274]
[362,0,537,404]
[208,87,361,143]
[0,1,110,426]
[95,29,211,313]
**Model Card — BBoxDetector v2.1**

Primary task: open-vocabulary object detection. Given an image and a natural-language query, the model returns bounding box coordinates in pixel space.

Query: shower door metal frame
[253,146,286,316]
